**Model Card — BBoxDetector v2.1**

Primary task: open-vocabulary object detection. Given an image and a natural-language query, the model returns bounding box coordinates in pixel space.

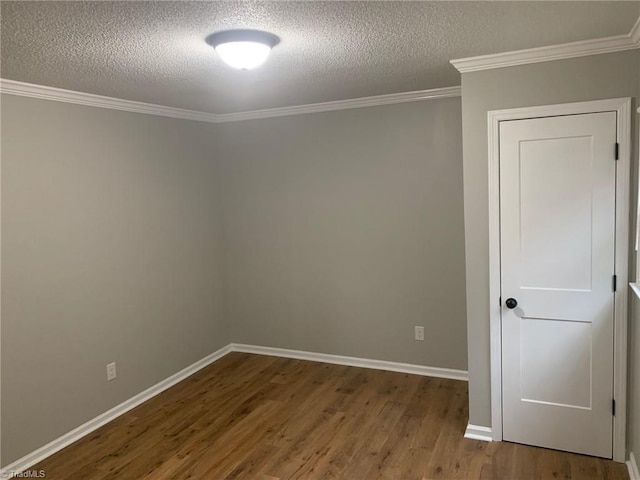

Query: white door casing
[500,112,616,458]
[487,98,630,462]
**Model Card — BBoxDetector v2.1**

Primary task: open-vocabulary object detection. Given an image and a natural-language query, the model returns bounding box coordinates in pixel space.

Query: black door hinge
[615,143,619,160]
[612,399,616,416]
[499,296,502,307]
[613,275,617,292]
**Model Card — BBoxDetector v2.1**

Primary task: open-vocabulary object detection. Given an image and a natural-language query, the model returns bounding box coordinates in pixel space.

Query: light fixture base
[206,29,280,50]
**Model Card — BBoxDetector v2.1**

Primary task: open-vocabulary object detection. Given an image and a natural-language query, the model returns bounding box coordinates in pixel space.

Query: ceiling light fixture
[206,29,280,70]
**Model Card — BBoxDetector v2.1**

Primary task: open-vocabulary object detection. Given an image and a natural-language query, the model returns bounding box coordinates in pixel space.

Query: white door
[500,111,617,458]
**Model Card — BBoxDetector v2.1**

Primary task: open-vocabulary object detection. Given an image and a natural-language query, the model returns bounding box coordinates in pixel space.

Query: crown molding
[451,16,640,73]
[0,79,460,124]
[0,79,220,123]
[215,86,461,123]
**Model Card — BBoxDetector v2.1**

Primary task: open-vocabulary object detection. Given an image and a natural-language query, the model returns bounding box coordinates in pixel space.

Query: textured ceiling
[1,1,638,114]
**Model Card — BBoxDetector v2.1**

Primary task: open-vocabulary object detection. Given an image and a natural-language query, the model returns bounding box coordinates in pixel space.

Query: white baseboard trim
[1,342,467,475]
[628,452,640,480]
[229,343,469,381]
[464,423,493,442]
[0,344,232,476]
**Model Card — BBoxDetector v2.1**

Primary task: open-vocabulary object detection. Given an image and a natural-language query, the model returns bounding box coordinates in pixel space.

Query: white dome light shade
[206,30,280,70]
[215,42,271,70]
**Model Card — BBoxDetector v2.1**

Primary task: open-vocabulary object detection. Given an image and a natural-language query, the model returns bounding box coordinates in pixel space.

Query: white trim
[451,16,640,73]
[229,344,469,381]
[488,103,503,442]
[0,344,232,477]
[0,79,460,123]
[613,99,631,463]
[0,79,220,124]
[487,98,631,462]
[464,424,492,442]
[1,343,467,475]
[628,452,640,480]
[630,282,640,299]
[215,87,461,123]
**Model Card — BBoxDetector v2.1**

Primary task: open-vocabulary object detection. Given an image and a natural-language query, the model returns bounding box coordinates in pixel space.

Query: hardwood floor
[33,352,628,479]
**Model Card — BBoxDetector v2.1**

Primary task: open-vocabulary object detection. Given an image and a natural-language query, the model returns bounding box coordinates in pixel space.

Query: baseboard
[229,343,469,381]
[0,344,232,476]
[464,423,493,442]
[628,451,640,480]
[2,342,467,475]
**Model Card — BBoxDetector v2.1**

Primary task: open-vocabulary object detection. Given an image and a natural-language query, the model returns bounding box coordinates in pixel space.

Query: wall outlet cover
[106,362,117,381]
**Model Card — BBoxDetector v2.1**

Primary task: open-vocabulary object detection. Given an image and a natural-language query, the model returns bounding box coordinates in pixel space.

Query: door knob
[505,298,518,309]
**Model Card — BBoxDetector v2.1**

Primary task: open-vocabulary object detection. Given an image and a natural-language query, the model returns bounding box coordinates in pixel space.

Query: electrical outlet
[415,326,424,341]
[106,362,117,381]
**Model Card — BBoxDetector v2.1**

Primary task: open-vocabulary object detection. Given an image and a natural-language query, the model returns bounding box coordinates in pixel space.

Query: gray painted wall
[1,95,468,467]
[216,98,468,370]
[1,95,227,465]
[460,50,640,428]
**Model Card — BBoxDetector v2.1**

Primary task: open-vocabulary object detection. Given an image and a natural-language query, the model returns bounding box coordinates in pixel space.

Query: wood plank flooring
[32,352,628,479]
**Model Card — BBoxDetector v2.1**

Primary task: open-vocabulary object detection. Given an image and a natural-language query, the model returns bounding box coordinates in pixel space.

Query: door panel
[520,318,592,409]
[500,112,616,458]
[519,136,593,291]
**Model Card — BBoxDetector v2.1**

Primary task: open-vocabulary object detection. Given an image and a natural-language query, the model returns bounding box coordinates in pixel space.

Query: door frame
[488,98,632,462]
